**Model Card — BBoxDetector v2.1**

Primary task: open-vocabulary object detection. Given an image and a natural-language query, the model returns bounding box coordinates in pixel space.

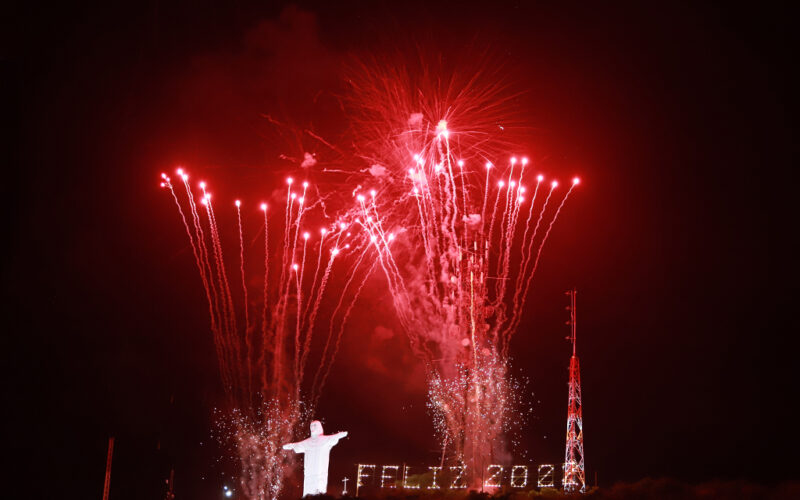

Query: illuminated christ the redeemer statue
[283,420,348,496]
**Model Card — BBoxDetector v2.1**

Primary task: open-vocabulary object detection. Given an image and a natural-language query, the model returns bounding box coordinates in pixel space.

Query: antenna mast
[102,437,114,500]
[563,289,586,493]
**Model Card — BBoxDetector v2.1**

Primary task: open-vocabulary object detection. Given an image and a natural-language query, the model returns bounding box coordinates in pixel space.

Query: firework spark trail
[366,196,407,295]
[292,231,311,392]
[410,177,437,286]
[260,204,269,394]
[296,251,336,391]
[182,177,221,337]
[201,195,230,331]
[496,161,529,324]
[163,176,212,306]
[505,176,543,328]
[493,181,557,342]
[207,197,242,395]
[519,177,544,265]
[310,249,378,408]
[441,136,468,328]
[292,261,303,397]
[322,260,381,391]
[361,218,412,328]
[298,231,310,319]
[284,188,309,387]
[236,201,250,330]
[496,166,526,310]
[180,177,234,392]
[495,161,516,282]
[369,230,410,321]
[417,159,445,273]
[282,204,301,390]
[496,181,521,313]
[164,176,232,390]
[505,161,528,252]
[236,200,254,404]
[272,187,297,403]
[497,181,557,339]
[279,180,293,295]
[439,134,461,258]
[506,180,578,342]
[486,180,504,262]
[204,196,242,382]
[302,229,326,322]
[209,197,248,398]
[455,158,469,214]
[272,183,295,362]
[480,162,492,239]
[358,198,404,294]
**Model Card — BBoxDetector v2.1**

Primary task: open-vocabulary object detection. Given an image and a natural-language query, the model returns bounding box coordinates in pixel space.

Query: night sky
[4,2,796,499]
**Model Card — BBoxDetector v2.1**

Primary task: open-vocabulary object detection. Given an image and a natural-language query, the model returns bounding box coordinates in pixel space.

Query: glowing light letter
[381,466,399,488]
[356,464,375,497]
[427,467,441,489]
[484,465,503,488]
[282,421,348,496]
[403,466,419,489]
[537,464,555,488]
[450,465,466,489]
[510,466,528,488]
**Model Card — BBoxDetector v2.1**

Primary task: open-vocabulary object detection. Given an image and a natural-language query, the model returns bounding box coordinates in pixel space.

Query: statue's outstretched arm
[282,442,296,451]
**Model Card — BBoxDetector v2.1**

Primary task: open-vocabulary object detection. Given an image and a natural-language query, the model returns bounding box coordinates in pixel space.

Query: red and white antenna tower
[563,289,586,493]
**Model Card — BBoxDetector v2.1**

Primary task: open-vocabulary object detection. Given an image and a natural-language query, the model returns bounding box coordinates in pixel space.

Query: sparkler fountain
[339,62,581,486]
[160,172,373,499]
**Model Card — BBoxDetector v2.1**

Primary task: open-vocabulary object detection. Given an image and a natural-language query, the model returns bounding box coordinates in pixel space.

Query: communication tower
[563,289,586,493]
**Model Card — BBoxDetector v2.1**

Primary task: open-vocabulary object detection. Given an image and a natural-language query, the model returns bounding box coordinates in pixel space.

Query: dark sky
[3,2,796,499]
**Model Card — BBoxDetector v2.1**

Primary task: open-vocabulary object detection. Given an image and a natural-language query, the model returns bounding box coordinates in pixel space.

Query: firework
[158,56,579,494]
[160,171,372,499]
[337,61,580,485]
